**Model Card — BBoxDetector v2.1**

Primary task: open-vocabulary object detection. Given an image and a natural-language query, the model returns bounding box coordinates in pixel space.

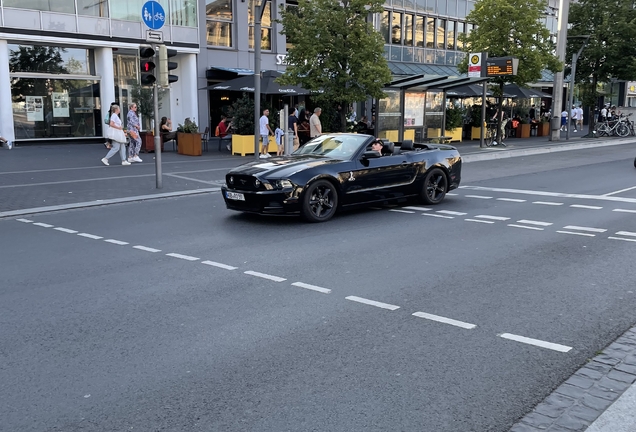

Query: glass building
[0,0,199,143]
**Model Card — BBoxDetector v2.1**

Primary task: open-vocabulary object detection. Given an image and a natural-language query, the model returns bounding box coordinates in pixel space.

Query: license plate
[226,191,245,201]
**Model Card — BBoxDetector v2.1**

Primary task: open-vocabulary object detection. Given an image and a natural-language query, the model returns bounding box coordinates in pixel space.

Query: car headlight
[271,179,293,189]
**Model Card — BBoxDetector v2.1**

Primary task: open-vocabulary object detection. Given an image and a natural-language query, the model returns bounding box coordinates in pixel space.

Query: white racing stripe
[202,260,237,270]
[133,245,162,253]
[563,225,607,233]
[475,215,510,221]
[424,214,454,219]
[613,209,636,214]
[517,219,553,227]
[77,233,103,239]
[508,224,544,231]
[104,239,129,245]
[244,270,286,282]
[291,282,331,294]
[533,201,564,206]
[616,231,636,237]
[389,209,415,214]
[345,296,400,311]
[571,204,603,210]
[166,253,200,261]
[437,210,467,216]
[499,333,572,353]
[497,198,526,203]
[465,218,495,224]
[54,227,78,233]
[608,236,636,243]
[16,218,33,223]
[556,231,595,237]
[465,195,493,199]
[412,312,477,329]
[402,206,432,211]
[33,222,54,228]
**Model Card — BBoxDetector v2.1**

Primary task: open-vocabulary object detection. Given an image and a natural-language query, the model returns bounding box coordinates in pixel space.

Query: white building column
[0,40,15,141]
[94,47,115,137]
[170,53,199,127]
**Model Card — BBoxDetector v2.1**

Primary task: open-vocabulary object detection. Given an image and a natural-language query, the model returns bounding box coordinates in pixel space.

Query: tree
[567,0,636,135]
[458,0,561,144]
[279,0,391,131]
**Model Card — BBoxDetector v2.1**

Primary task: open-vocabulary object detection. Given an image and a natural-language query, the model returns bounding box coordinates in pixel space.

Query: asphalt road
[2,144,636,431]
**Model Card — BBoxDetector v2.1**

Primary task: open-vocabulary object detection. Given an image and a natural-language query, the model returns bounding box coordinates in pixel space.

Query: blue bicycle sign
[142,1,166,30]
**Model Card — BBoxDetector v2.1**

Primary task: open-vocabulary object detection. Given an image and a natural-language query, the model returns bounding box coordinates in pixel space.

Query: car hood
[228,155,344,178]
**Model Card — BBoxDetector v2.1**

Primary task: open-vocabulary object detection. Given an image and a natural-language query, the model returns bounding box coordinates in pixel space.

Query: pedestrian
[576,105,584,131]
[103,102,116,149]
[570,106,578,132]
[274,126,285,156]
[310,107,322,138]
[288,109,299,151]
[529,104,536,121]
[561,109,568,131]
[0,136,13,149]
[127,102,142,162]
[101,104,131,166]
[293,104,299,118]
[600,104,609,122]
[259,108,274,158]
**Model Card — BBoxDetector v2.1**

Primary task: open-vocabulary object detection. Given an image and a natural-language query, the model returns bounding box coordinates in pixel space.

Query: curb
[0,187,221,218]
[462,138,636,163]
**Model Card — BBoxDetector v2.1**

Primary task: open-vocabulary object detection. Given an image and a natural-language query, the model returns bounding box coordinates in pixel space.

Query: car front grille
[226,174,264,191]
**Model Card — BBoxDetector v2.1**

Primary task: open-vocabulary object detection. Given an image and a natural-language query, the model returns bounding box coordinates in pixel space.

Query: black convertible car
[221,134,462,222]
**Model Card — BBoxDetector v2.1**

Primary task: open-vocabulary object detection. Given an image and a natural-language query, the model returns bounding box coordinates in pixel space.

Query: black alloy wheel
[420,168,448,205]
[302,180,339,222]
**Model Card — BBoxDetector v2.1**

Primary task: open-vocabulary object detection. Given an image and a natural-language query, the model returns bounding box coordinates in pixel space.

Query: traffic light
[158,46,179,87]
[139,46,156,86]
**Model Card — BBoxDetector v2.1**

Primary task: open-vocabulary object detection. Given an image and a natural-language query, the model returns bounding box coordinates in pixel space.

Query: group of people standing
[560,105,584,132]
[101,102,142,166]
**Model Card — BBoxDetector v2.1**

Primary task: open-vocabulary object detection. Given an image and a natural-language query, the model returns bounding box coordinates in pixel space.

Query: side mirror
[362,150,381,159]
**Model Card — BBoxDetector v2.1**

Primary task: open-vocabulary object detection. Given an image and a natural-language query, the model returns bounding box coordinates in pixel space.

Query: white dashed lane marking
[508,224,544,231]
[609,236,636,243]
[533,201,564,206]
[475,215,511,221]
[33,222,54,228]
[497,198,526,202]
[557,231,595,237]
[616,231,636,237]
[345,296,400,311]
[77,233,103,239]
[446,193,458,196]
[571,204,603,210]
[517,220,553,227]
[166,253,200,261]
[389,209,415,214]
[412,312,477,330]
[402,206,431,211]
[104,239,128,245]
[244,270,286,282]
[291,282,331,294]
[613,209,636,214]
[498,333,573,353]
[437,210,467,216]
[424,214,454,219]
[54,227,78,234]
[16,218,33,223]
[202,260,238,270]
[465,195,493,199]
[563,225,607,233]
[133,245,162,253]
[465,218,494,224]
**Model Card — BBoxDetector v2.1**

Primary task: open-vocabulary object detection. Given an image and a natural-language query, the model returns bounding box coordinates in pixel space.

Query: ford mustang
[221,133,462,222]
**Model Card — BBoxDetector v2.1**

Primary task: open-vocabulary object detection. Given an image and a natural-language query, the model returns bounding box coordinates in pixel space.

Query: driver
[371,139,384,155]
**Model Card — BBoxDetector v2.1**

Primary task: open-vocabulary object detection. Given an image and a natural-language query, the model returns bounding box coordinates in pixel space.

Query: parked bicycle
[594,115,630,137]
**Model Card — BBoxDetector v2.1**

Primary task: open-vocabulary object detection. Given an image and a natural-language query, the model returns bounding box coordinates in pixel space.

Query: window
[77,0,109,17]
[447,21,455,50]
[3,0,75,13]
[171,0,197,26]
[9,45,93,75]
[425,17,434,48]
[111,0,168,21]
[392,12,402,45]
[415,16,424,47]
[248,0,272,50]
[207,0,233,46]
[380,11,391,44]
[436,18,446,49]
[456,22,465,49]
[404,14,414,46]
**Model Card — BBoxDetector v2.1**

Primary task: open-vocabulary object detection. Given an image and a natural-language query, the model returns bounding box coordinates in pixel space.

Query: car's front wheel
[420,168,448,205]
[302,180,339,222]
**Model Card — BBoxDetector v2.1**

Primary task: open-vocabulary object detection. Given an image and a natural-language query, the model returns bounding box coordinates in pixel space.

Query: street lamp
[550,0,570,142]
[253,0,267,160]
[566,35,591,140]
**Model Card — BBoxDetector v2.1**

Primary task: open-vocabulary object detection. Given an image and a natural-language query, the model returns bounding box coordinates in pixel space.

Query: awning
[209,66,254,75]
[388,62,461,77]
[389,75,490,91]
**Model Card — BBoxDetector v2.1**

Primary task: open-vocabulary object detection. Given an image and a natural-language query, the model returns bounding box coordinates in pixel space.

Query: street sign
[142,0,166,30]
[486,57,519,77]
[146,30,163,43]
[468,52,483,78]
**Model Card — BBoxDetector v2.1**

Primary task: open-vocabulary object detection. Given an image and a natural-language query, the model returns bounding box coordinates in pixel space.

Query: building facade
[0,0,200,144]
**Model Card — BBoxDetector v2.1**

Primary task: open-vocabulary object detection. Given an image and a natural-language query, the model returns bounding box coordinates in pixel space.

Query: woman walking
[127,102,142,163]
[101,104,131,166]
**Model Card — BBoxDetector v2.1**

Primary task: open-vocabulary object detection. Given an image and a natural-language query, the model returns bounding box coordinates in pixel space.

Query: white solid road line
[437,210,467,216]
[615,231,636,237]
[603,185,636,196]
[166,253,200,261]
[32,222,54,228]
[345,296,400,311]
[461,185,636,204]
[465,218,495,224]
[465,195,493,199]
[497,198,526,203]
[412,312,477,330]
[424,214,454,219]
[475,215,511,221]
[54,227,78,234]
[557,230,596,237]
[402,206,432,211]
[104,239,129,245]
[517,219,553,227]
[133,245,162,253]
[389,209,415,214]
[533,201,564,206]
[571,204,603,210]
[608,236,636,243]
[244,270,286,282]
[201,260,238,270]
[563,225,607,233]
[16,218,33,223]
[508,224,544,231]
[613,208,636,214]
[499,333,573,353]
[77,233,103,239]
[446,193,458,196]
[291,282,331,294]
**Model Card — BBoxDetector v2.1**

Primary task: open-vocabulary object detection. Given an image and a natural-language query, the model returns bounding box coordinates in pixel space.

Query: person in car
[371,139,384,155]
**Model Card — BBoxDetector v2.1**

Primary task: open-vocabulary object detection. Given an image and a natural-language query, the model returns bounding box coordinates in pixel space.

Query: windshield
[293,134,368,160]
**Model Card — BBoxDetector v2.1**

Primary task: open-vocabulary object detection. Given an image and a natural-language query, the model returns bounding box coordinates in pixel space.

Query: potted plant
[131,83,165,153]
[176,118,202,156]
[517,116,531,138]
[229,94,279,156]
[444,105,464,142]
[469,104,484,140]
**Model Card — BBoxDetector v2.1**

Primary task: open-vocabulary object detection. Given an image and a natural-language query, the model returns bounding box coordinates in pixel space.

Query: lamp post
[566,35,591,140]
[550,0,570,142]
[253,0,267,160]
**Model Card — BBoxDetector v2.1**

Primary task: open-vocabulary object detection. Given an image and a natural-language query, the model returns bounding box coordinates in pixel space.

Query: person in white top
[259,109,274,158]
[600,105,608,122]
[570,106,578,132]
[561,109,568,131]
[576,105,584,131]
[309,107,322,137]
[101,105,131,166]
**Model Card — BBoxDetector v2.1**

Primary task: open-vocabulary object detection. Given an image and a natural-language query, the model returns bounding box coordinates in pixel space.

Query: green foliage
[177,118,199,133]
[228,93,280,135]
[445,105,464,130]
[279,0,392,131]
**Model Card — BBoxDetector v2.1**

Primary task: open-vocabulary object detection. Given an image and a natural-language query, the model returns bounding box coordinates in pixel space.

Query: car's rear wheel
[302,180,338,222]
[420,168,448,205]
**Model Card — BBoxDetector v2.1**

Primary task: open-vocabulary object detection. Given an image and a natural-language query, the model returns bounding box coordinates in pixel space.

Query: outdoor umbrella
[502,83,552,99]
[203,70,311,95]
[446,84,514,98]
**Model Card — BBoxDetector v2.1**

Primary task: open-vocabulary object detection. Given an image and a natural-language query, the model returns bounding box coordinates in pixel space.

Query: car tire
[634,157,636,168]
[302,179,339,223]
[420,167,448,205]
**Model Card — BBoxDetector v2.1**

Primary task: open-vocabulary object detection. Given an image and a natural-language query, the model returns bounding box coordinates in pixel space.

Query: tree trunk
[587,75,598,137]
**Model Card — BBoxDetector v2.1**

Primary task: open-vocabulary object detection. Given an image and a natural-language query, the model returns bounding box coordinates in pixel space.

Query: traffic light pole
[152,45,162,189]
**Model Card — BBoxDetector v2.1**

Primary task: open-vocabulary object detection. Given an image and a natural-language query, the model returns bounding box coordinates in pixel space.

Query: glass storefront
[9,44,101,140]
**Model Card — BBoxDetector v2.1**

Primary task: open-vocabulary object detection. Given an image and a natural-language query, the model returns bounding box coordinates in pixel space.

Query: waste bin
[550,116,561,131]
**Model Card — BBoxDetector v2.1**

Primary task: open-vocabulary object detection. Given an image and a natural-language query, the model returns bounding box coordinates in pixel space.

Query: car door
[344,154,417,204]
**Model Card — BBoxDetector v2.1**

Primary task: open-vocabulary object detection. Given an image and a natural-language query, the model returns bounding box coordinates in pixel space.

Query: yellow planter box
[427,128,462,143]
[378,130,399,142]
[471,126,485,140]
[231,135,278,156]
